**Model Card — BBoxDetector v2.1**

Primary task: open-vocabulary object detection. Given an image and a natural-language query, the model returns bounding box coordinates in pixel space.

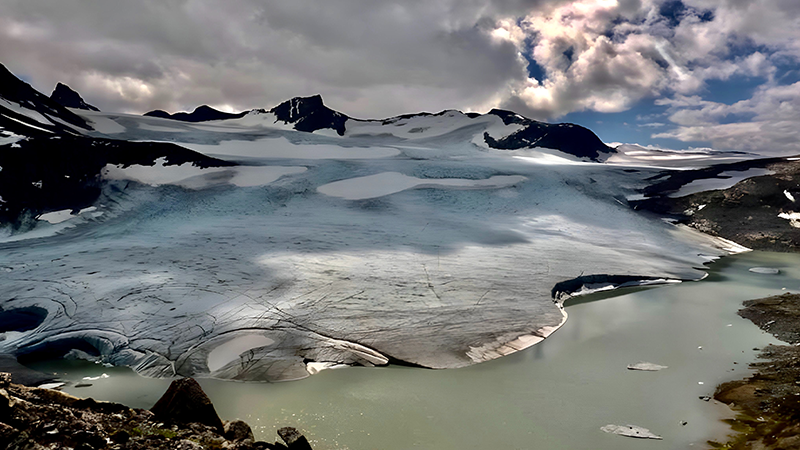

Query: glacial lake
[28,251,799,449]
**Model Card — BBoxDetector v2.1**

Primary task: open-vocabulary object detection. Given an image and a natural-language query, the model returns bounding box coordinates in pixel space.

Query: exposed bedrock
[634,158,800,252]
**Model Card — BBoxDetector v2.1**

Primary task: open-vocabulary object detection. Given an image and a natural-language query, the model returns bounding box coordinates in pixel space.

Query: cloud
[653,82,800,155]
[495,0,800,121]
[0,0,567,117]
[0,0,798,155]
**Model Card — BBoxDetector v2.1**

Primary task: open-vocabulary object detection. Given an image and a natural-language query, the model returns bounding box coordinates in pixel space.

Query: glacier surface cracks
[0,111,743,381]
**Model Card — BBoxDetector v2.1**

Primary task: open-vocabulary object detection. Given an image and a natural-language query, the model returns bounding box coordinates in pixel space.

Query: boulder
[277,427,313,450]
[225,420,255,441]
[150,378,224,432]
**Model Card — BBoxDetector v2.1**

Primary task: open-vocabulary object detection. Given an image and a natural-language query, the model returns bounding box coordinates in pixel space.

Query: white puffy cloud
[654,82,800,154]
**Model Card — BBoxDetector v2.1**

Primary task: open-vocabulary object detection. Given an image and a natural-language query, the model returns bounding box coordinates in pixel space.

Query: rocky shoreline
[712,293,800,449]
[0,374,315,450]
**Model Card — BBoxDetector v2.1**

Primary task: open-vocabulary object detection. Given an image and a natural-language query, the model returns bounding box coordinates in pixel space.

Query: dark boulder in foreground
[0,373,316,450]
[151,378,225,433]
[277,427,314,450]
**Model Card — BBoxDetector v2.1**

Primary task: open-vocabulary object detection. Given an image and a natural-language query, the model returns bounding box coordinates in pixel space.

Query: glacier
[0,86,750,382]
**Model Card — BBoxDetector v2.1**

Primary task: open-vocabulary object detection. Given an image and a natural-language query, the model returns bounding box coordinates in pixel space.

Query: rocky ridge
[0,373,315,450]
[50,83,100,112]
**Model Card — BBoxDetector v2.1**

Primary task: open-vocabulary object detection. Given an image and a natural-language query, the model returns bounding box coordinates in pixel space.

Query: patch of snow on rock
[778,211,800,228]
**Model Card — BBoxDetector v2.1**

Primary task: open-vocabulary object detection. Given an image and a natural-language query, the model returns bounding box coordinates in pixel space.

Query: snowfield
[0,108,748,382]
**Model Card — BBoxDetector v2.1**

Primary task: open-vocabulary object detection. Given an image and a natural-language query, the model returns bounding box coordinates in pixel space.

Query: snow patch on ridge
[102,158,306,189]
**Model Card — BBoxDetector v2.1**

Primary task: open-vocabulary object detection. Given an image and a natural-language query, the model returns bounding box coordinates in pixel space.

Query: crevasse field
[0,108,750,382]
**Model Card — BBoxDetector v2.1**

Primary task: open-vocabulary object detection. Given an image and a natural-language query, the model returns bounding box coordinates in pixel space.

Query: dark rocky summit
[50,83,100,112]
[712,293,800,449]
[269,94,349,136]
[0,374,316,450]
[483,108,615,161]
[0,63,92,134]
[144,105,248,122]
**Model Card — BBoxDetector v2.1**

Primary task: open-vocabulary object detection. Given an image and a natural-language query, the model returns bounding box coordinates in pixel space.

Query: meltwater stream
[27,251,799,449]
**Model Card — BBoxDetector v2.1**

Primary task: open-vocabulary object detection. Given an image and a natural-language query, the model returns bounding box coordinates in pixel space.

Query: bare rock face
[277,427,313,450]
[0,372,315,450]
[150,378,224,432]
[225,419,255,441]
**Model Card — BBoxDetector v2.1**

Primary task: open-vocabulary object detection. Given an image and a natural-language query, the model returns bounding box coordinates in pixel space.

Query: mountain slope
[0,63,92,135]
[0,63,236,227]
[50,83,100,111]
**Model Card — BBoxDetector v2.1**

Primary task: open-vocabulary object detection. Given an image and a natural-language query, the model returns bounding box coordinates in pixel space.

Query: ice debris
[627,362,668,371]
[601,424,662,440]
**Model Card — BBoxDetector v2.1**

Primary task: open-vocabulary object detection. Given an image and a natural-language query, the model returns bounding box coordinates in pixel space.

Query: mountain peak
[50,82,100,112]
[143,105,247,122]
[270,94,348,135]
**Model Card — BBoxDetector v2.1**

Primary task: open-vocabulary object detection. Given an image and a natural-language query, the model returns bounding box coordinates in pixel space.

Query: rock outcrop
[0,373,315,450]
[633,158,800,252]
[150,378,224,433]
[50,83,100,112]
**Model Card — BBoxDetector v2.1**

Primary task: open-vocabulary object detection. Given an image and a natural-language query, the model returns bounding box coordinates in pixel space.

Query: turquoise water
[30,251,799,449]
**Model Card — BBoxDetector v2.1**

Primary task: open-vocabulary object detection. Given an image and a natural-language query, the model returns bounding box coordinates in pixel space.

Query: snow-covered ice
[181,137,400,160]
[0,110,755,382]
[317,172,527,200]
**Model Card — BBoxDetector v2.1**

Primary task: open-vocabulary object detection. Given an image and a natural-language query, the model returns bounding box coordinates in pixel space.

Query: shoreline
[0,373,318,450]
[712,293,800,449]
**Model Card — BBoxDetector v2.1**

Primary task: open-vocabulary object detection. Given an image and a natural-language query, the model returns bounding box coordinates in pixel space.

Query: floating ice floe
[627,362,668,371]
[82,373,109,381]
[601,424,662,440]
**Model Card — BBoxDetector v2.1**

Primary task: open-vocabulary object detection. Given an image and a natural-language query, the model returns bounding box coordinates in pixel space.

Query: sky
[1,0,799,155]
